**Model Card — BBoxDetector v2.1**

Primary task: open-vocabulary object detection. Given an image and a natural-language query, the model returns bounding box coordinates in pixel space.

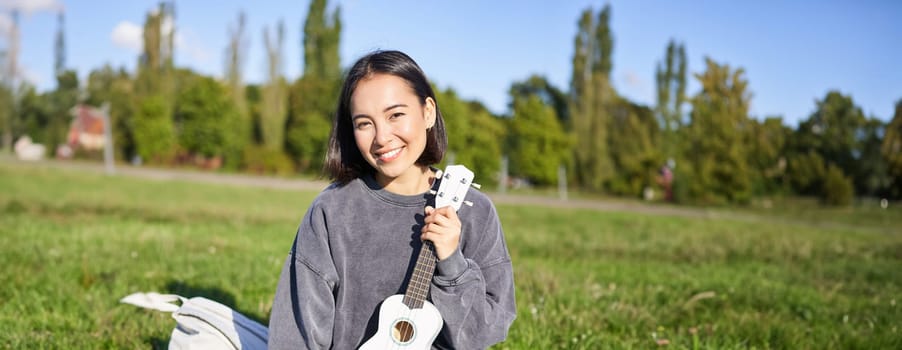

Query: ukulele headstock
[433,165,478,212]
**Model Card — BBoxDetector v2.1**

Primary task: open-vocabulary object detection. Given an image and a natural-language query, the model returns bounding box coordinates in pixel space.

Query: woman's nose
[374,124,394,145]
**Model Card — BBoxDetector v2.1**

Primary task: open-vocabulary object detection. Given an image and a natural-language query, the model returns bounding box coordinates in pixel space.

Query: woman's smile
[375,146,404,163]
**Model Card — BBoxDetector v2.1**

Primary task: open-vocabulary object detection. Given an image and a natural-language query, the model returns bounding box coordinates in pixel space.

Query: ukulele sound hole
[392,320,415,343]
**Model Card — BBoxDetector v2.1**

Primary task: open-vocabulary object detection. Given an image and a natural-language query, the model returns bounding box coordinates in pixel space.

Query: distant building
[67,104,107,151]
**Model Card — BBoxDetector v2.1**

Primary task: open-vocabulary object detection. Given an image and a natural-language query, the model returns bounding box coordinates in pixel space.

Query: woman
[268,50,516,349]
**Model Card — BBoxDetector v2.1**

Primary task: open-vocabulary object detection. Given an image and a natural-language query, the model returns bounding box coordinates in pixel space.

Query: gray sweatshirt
[267,174,516,349]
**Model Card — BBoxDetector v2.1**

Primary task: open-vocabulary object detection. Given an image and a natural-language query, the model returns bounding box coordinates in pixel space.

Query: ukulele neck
[402,241,436,309]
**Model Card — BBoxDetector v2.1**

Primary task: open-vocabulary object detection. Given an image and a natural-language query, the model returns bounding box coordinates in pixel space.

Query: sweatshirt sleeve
[268,203,339,350]
[430,199,517,349]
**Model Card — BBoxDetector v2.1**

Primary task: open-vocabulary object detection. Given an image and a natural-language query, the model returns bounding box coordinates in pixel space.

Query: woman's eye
[390,112,404,119]
[355,122,372,129]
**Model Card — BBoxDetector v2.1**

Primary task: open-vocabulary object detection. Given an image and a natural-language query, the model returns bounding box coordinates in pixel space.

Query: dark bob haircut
[324,50,447,185]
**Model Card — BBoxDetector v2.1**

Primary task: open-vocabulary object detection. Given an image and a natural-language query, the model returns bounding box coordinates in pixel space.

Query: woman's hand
[421,205,462,261]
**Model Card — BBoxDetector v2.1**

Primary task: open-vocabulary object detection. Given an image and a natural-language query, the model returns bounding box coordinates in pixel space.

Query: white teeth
[378,148,401,159]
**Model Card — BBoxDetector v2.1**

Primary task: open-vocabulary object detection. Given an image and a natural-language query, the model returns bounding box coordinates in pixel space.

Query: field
[1,160,900,349]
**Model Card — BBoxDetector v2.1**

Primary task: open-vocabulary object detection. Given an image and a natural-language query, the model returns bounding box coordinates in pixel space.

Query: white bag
[121,292,268,350]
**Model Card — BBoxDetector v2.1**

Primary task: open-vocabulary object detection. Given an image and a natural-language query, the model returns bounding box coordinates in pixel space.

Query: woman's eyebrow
[352,104,408,120]
[383,103,407,112]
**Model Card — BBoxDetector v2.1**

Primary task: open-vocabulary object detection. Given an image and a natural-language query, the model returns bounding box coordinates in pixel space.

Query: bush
[821,164,854,206]
[241,146,295,176]
[133,95,176,163]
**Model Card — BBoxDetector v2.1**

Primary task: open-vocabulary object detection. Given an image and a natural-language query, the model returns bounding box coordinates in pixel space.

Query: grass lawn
[1,160,900,349]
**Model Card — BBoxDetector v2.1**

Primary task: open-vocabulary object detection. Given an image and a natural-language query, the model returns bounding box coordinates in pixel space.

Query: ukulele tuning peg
[464,200,474,207]
[434,170,443,178]
[429,190,437,195]
[471,182,481,189]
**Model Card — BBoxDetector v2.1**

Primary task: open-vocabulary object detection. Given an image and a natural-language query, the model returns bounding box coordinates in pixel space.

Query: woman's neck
[375,165,435,196]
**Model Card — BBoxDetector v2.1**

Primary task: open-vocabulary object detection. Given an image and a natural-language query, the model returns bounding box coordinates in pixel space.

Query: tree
[791,91,869,197]
[133,95,176,162]
[175,76,245,168]
[786,151,826,195]
[655,40,687,159]
[302,0,341,81]
[44,70,80,152]
[882,99,902,198]
[261,20,288,152]
[509,95,571,186]
[0,84,13,149]
[683,58,753,204]
[746,116,791,195]
[607,98,660,197]
[509,74,569,125]
[822,163,854,206]
[224,11,252,150]
[437,87,505,182]
[134,2,176,164]
[286,76,333,172]
[87,65,136,160]
[856,117,890,197]
[10,84,50,145]
[460,105,505,184]
[54,12,66,78]
[286,0,342,172]
[570,5,615,191]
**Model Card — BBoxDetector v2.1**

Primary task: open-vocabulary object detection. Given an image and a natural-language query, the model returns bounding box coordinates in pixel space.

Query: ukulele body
[359,294,442,349]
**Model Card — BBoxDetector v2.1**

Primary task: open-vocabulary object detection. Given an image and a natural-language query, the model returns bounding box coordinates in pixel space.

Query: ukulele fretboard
[402,241,436,309]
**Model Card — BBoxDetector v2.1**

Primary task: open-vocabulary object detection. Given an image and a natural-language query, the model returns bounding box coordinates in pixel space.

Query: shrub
[821,164,854,206]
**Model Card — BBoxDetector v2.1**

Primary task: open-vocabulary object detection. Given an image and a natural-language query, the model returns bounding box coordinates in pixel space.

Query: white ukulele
[359,165,479,350]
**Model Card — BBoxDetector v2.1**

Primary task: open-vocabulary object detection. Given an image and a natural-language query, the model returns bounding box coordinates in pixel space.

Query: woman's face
[350,73,436,187]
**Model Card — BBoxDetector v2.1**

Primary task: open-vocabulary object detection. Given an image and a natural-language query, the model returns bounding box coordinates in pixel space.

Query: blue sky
[3,0,901,126]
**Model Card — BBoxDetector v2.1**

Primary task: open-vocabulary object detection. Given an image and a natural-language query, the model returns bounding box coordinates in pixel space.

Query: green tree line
[2,2,900,205]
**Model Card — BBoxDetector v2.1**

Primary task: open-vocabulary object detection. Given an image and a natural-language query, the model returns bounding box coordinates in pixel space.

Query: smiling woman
[267,50,516,349]
[350,74,437,194]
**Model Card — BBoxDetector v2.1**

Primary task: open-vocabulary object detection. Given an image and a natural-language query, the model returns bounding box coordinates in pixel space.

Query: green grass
[1,161,900,349]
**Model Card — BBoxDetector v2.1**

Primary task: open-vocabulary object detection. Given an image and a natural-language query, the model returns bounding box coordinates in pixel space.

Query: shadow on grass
[149,336,168,350]
[163,280,269,325]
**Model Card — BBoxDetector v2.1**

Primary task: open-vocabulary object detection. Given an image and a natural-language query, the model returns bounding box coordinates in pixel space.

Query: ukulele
[359,165,479,349]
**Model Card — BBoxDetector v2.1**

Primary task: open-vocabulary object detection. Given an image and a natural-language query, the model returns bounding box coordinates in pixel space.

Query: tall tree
[261,20,287,152]
[133,2,177,162]
[570,5,615,191]
[655,39,687,159]
[224,11,251,148]
[54,12,65,78]
[683,58,753,203]
[45,70,79,152]
[302,0,342,81]
[286,0,342,172]
[881,99,902,198]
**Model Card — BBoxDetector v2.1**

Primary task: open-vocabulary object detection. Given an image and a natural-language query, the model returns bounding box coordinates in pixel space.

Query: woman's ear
[424,97,437,129]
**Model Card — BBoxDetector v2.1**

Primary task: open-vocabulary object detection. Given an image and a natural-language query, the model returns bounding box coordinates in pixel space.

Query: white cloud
[111,21,143,53]
[0,0,64,15]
